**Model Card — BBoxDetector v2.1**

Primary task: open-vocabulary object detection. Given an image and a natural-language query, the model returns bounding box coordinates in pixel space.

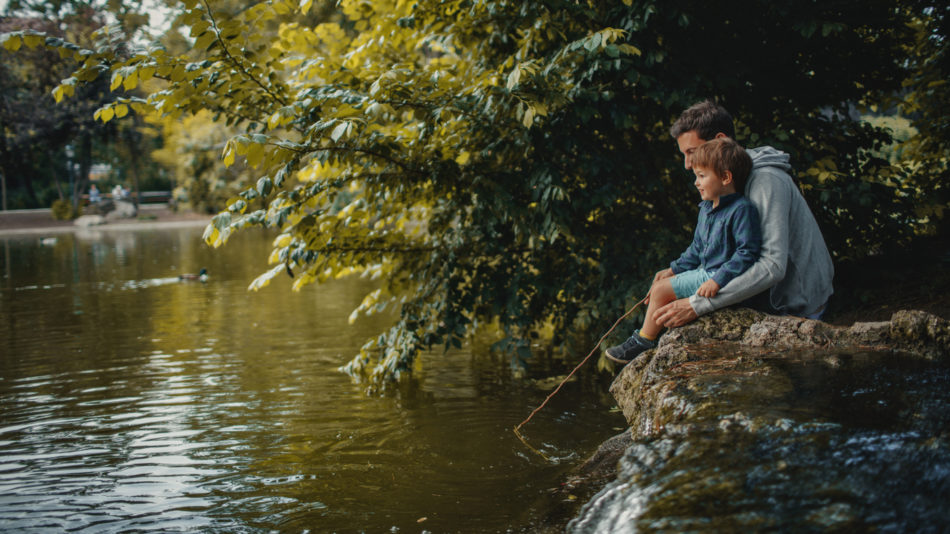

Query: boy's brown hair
[691,137,753,193]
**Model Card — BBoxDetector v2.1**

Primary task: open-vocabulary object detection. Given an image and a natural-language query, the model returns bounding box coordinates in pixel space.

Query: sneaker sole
[604,350,633,364]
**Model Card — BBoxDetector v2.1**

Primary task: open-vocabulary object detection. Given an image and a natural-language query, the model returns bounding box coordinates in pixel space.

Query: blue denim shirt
[670,193,762,289]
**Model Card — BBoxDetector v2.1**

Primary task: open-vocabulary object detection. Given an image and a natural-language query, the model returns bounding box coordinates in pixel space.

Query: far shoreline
[0,204,211,237]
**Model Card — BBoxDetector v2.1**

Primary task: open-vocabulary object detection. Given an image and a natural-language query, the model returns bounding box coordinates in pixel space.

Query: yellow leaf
[618,44,642,56]
[110,73,123,91]
[246,142,265,168]
[291,271,315,291]
[299,0,313,13]
[507,66,521,90]
[248,264,285,291]
[202,225,221,246]
[267,112,282,130]
[273,233,293,247]
[122,70,138,91]
[522,106,535,128]
[222,143,236,167]
[171,64,186,82]
[455,151,471,165]
[23,34,43,48]
[189,20,211,38]
[52,86,64,103]
[114,104,129,118]
[274,0,292,15]
[2,35,22,52]
[194,31,215,51]
[234,138,248,155]
[100,106,115,123]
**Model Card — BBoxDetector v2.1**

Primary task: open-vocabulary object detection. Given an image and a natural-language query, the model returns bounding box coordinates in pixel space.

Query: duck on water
[179,268,208,282]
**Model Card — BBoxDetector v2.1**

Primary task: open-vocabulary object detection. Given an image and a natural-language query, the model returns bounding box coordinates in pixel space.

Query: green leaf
[257,177,273,197]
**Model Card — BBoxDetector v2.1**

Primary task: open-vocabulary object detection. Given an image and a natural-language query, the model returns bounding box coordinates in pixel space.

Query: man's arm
[655,169,794,326]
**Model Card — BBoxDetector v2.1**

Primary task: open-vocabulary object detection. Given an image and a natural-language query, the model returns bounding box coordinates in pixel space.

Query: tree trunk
[126,129,141,208]
[73,134,92,213]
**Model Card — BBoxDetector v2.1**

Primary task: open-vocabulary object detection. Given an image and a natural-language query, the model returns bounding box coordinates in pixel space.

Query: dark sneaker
[605,332,656,364]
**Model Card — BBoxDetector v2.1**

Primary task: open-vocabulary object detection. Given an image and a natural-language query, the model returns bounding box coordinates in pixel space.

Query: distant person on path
[112,184,128,200]
[606,137,761,363]
[89,184,100,203]
[652,100,834,331]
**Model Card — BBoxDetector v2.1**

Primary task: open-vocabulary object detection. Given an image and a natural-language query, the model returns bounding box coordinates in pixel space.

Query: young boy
[606,137,761,363]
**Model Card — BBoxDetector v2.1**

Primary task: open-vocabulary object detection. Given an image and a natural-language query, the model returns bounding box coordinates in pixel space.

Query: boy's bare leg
[641,278,678,339]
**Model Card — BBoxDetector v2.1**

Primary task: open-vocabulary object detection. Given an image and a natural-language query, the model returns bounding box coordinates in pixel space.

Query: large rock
[609,308,949,433]
[74,214,105,227]
[105,199,137,220]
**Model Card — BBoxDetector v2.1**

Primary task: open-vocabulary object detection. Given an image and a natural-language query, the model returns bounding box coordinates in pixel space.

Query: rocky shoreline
[565,308,950,531]
[610,308,947,435]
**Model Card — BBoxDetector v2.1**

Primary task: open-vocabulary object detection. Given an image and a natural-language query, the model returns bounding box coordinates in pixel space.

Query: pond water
[0,224,622,532]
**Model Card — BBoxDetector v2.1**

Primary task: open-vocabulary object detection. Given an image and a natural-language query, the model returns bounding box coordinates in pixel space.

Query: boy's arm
[709,203,762,289]
[669,209,705,274]
[688,169,792,316]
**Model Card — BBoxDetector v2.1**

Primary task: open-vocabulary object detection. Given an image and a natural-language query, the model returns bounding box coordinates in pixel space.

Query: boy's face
[693,165,734,206]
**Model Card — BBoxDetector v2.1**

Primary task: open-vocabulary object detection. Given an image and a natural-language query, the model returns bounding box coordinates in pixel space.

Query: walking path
[0,204,210,236]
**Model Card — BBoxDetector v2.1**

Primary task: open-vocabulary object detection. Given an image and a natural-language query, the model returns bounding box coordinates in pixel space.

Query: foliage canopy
[4,0,946,388]
[0,1,164,210]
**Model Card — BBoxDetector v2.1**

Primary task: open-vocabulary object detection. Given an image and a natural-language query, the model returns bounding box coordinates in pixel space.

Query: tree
[897,3,950,237]
[7,0,938,389]
[0,15,98,210]
[0,0,158,211]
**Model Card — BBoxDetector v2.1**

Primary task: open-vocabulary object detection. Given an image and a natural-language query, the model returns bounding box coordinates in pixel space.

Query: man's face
[676,130,707,170]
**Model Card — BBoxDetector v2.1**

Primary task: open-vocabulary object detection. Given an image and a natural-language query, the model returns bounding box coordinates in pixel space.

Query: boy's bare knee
[652,278,677,303]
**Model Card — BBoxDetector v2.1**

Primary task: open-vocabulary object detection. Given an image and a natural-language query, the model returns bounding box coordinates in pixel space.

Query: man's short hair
[670,100,735,141]
[691,138,752,192]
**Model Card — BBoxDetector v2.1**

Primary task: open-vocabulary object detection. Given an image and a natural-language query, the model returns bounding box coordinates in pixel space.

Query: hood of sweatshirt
[747,146,792,173]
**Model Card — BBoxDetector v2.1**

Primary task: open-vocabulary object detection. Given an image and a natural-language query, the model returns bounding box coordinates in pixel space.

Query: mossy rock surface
[610,308,949,433]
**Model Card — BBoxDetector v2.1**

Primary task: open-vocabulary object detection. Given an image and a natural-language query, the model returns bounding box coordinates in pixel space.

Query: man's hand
[653,298,698,328]
[696,279,720,298]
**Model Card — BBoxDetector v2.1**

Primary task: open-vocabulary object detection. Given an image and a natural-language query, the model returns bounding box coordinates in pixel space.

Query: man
[653,100,834,328]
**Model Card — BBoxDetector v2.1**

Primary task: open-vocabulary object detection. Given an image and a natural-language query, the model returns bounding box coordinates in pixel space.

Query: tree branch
[200,0,288,108]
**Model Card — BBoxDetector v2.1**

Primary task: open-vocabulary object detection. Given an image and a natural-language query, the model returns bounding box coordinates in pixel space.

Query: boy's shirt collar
[699,192,743,211]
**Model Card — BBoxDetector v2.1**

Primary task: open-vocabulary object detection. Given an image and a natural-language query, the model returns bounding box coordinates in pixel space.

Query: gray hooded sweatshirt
[688,146,834,317]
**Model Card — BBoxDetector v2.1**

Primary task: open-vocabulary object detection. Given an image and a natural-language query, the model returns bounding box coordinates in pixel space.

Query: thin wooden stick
[513,297,647,456]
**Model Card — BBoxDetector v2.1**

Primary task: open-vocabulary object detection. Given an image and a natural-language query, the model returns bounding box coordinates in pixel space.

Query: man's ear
[714,132,728,140]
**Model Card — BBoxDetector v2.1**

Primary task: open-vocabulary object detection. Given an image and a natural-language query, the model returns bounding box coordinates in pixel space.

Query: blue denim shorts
[669,268,713,299]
